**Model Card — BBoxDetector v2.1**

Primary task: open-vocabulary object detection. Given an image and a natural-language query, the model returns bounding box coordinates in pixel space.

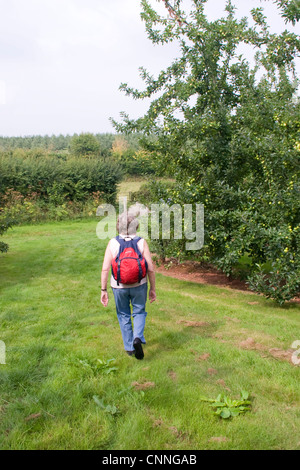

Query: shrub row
[0,155,122,205]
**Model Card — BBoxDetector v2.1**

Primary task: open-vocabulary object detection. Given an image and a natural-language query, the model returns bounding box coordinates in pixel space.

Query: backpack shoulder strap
[115,235,126,258]
[131,236,143,257]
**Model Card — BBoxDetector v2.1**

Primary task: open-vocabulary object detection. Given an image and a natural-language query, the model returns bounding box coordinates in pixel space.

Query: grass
[0,219,299,450]
[117,177,147,201]
[117,176,175,202]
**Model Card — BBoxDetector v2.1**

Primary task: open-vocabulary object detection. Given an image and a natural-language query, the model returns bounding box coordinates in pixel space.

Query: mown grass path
[0,219,299,450]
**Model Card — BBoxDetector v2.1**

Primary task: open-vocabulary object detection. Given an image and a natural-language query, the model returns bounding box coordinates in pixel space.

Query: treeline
[0,133,141,155]
[0,133,156,176]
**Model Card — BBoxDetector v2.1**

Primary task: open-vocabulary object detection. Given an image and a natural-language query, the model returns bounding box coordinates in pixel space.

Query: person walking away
[100,212,156,359]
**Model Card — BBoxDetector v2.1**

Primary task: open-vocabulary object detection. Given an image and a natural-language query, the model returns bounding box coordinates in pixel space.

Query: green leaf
[93,396,105,409]
[241,390,249,400]
[110,405,118,415]
[105,367,118,374]
[210,402,226,408]
[106,358,116,365]
[238,406,251,411]
[224,397,234,407]
[220,408,231,419]
[93,396,119,415]
[199,396,216,403]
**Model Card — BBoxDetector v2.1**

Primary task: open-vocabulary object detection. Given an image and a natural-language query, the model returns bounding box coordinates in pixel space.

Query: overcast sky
[0,0,299,137]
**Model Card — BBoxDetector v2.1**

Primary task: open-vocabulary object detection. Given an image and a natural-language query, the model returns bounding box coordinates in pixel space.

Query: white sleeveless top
[109,234,147,289]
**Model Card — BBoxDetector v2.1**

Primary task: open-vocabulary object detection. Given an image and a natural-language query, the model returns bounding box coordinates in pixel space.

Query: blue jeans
[112,283,148,351]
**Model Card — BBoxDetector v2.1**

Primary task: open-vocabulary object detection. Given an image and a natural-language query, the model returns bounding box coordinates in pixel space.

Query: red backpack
[111,236,148,285]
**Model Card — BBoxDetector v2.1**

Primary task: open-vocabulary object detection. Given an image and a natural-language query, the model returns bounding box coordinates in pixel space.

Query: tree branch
[161,0,186,26]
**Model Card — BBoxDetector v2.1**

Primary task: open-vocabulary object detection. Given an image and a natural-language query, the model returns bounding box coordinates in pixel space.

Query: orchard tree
[271,0,300,24]
[113,0,300,303]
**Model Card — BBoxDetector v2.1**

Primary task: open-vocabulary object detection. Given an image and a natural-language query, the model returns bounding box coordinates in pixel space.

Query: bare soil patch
[156,260,249,291]
[216,379,231,392]
[239,337,265,351]
[269,348,294,363]
[168,370,177,381]
[207,368,218,376]
[153,418,164,427]
[156,259,300,303]
[197,353,211,361]
[190,350,211,361]
[131,381,155,391]
[177,320,210,327]
[238,337,295,364]
[168,426,188,440]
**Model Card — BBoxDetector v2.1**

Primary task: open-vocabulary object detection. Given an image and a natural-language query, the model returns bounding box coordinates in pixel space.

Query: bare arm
[100,242,113,307]
[143,240,156,303]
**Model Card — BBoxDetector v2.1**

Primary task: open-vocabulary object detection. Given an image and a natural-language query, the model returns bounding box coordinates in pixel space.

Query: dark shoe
[133,337,144,360]
[126,350,135,356]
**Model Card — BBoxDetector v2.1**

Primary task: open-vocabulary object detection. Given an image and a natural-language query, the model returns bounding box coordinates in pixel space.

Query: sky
[0,0,299,137]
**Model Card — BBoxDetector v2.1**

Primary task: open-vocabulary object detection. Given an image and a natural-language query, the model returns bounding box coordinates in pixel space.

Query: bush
[130,179,176,206]
[0,188,107,224]
[0,155,122,205]
[0,153,123,226]
[120,150,156,176]
[0,214,13,253]
[247,262,300,306]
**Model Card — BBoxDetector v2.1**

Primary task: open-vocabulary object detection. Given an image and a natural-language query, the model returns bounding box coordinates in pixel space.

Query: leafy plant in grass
[93,396,120,416]
[78,358,118,376]
[200,391,252,419]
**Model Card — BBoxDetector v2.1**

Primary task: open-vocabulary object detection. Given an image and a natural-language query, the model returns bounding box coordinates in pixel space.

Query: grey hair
[117,212,139,235]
